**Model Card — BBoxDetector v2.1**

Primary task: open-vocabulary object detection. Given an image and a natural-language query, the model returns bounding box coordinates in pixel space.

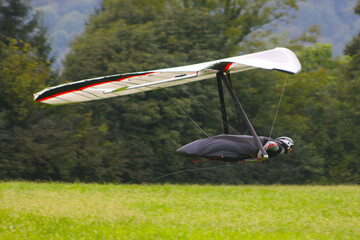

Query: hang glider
[34,47,301,105]
[34,47,301,159]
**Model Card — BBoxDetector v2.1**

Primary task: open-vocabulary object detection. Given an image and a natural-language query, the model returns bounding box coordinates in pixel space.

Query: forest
[0,0,359,184]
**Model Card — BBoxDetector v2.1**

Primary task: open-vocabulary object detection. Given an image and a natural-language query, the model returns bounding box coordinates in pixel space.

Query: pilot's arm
[257,141,279,159]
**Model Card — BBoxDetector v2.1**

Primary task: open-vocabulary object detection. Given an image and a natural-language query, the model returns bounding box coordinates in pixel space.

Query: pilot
[176,135,294,162]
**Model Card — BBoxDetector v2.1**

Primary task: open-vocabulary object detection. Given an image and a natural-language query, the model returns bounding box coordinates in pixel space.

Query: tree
[0,0,52,60]
[0,1,54,180]
[216,0,299,54]
[0,40,51,125]
[339,0,360,183]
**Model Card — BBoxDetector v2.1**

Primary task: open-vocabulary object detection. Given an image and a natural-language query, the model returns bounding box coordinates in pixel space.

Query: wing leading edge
[34,47,301,105]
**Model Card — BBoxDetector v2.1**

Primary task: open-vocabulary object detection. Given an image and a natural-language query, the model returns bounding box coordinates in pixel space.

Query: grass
[0,182,359,239]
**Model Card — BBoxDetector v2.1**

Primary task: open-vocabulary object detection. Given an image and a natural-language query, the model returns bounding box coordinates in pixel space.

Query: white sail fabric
[34,47,301,105]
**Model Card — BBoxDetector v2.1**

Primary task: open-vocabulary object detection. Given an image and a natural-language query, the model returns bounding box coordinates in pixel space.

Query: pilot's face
[286,147,293,154]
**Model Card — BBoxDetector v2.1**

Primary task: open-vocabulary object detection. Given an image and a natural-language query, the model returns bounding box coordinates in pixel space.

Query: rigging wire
[269,74,289,139]
[163,90,209,138]
[182,87,265,148]
[182,88,241,135]
[183,87,260,147]
[243,97,271,136]
[152,161,245,181]
[183,88,271,137]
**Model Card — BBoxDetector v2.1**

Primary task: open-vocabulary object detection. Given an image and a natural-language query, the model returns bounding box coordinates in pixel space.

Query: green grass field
[0,182,359,239]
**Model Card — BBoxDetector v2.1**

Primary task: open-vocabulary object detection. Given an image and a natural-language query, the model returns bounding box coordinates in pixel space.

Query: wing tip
[274,47,302,74]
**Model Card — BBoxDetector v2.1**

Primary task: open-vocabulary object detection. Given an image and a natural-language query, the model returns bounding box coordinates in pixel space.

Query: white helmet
[276,136,294,153]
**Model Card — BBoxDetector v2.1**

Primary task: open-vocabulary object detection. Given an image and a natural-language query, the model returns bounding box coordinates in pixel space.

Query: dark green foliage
[0,0,359,184]
[0,108,130,182]
[339,0,360,184]
[0,40,50,125]
[0,0,52,60]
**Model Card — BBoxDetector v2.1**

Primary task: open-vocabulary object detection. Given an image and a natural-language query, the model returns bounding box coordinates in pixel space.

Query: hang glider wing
[34,47,301,105]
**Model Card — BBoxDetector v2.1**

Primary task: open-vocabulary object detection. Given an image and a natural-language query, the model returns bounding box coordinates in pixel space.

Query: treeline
[0,0,359,184]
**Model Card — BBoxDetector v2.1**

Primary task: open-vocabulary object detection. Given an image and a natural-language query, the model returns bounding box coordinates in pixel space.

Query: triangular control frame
[216,71,268,159]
